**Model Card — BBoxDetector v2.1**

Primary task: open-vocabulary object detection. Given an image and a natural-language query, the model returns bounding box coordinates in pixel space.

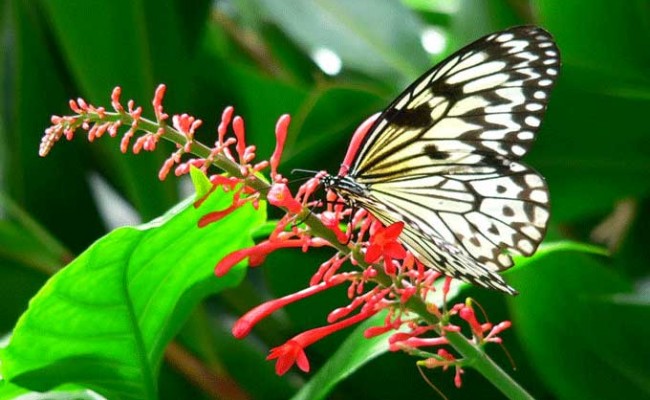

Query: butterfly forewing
[351,26,559,176]
[338,26,559,294]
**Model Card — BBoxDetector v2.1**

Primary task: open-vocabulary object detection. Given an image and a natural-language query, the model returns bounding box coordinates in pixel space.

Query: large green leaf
[257,0,430,87]
[2,0,106,253]
[0,188,265,399]
[508,243,650,399]
[0,384,101,400]
[536,0,650,84]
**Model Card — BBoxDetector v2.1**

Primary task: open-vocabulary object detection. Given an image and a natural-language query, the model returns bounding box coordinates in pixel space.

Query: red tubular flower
[485,321,511,343]
[364,325,393,338]
[111,86,124,112]
[232,116,247,163]
[267,340,310,375]
[320,211,348,244]
[217,106,234,144]
[339,113,380,176]
[214,247,256,277]
[310,255,348,286]
[232,275,350,339]
[198,203,241,227]
[399,286,417,303]
[271,114,290,181]
[455,366,465,388]
[267,183,302,214]
[459,304,484,340]
[215,238,313,277]
[267,305,381,375]
[390,336,449,352]
[152,84,169,122]
[364,221,407,274]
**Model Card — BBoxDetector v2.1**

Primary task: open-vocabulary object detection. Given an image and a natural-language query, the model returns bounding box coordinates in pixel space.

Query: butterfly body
[323,26,559,294]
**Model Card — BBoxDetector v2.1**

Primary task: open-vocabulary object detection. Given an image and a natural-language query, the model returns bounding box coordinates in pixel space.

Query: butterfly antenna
[292,205,316,227]
[291,168,320,176]
[291,178,325,227]
[499,342,517,371]
[417,364,448,400]
[286,175,317,185]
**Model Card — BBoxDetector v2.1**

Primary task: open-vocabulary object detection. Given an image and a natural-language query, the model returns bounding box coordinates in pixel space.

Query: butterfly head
[320,173,368,203]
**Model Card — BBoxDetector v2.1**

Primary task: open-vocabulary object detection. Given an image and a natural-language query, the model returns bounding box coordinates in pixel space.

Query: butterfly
[321,26,560,294]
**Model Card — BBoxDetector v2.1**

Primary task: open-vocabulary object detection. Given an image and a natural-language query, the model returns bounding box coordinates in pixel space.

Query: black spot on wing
[487,224,499,235]
[383,103,433,128]
[424,144,450,160]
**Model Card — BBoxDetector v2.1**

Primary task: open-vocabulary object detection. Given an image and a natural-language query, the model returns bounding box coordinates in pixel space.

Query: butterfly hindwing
[367,159,548,260]
[361,198,518,294]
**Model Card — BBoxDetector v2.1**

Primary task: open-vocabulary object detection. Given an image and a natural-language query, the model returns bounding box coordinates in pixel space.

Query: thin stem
[406,296,534,399]
[445,332,534,400]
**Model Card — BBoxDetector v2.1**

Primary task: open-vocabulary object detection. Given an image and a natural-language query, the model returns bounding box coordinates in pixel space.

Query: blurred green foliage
[1,0,649,399]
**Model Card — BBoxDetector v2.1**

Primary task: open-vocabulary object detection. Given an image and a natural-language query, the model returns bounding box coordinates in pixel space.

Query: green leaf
[257,0,430,87]
[0,383,101,400]
[189,166,213,199]
[0,188,266,400]
[507,242,650,399]
[2,0,106,253]
[536,0,650,85]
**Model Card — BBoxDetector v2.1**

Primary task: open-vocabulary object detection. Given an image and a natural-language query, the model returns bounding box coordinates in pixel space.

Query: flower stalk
[41,85,534,398]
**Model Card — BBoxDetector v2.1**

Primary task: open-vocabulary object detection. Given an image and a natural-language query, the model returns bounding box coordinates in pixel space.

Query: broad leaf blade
[259,0,430,87]
[507,240,650,399]
[1,189,265,400]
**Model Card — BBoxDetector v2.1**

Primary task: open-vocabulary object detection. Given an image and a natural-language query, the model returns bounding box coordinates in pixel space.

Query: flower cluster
[41,85,513,387]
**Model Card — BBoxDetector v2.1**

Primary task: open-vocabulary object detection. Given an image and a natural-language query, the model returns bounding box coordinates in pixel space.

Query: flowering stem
[85,110,531,397]
[406,297,534,399]
[447,331,533,399]
[85,110,353,254]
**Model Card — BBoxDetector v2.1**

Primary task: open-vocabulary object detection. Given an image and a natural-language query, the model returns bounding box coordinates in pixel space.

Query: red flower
[459,304,483,338]
[267,340,310,375]
[267,183,302,214]
[232,276,349,339]
[339,113,380,175]
[267,306,380,375]
[215,238,312,277]
[364,222,406,274]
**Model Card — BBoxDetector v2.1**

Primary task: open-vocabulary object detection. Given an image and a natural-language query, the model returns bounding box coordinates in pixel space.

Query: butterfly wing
[355,158,548,293]
[348,26,559,293]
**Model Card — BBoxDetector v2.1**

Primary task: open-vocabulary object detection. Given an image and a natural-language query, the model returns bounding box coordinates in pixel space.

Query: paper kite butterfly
[321,26,560,294]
